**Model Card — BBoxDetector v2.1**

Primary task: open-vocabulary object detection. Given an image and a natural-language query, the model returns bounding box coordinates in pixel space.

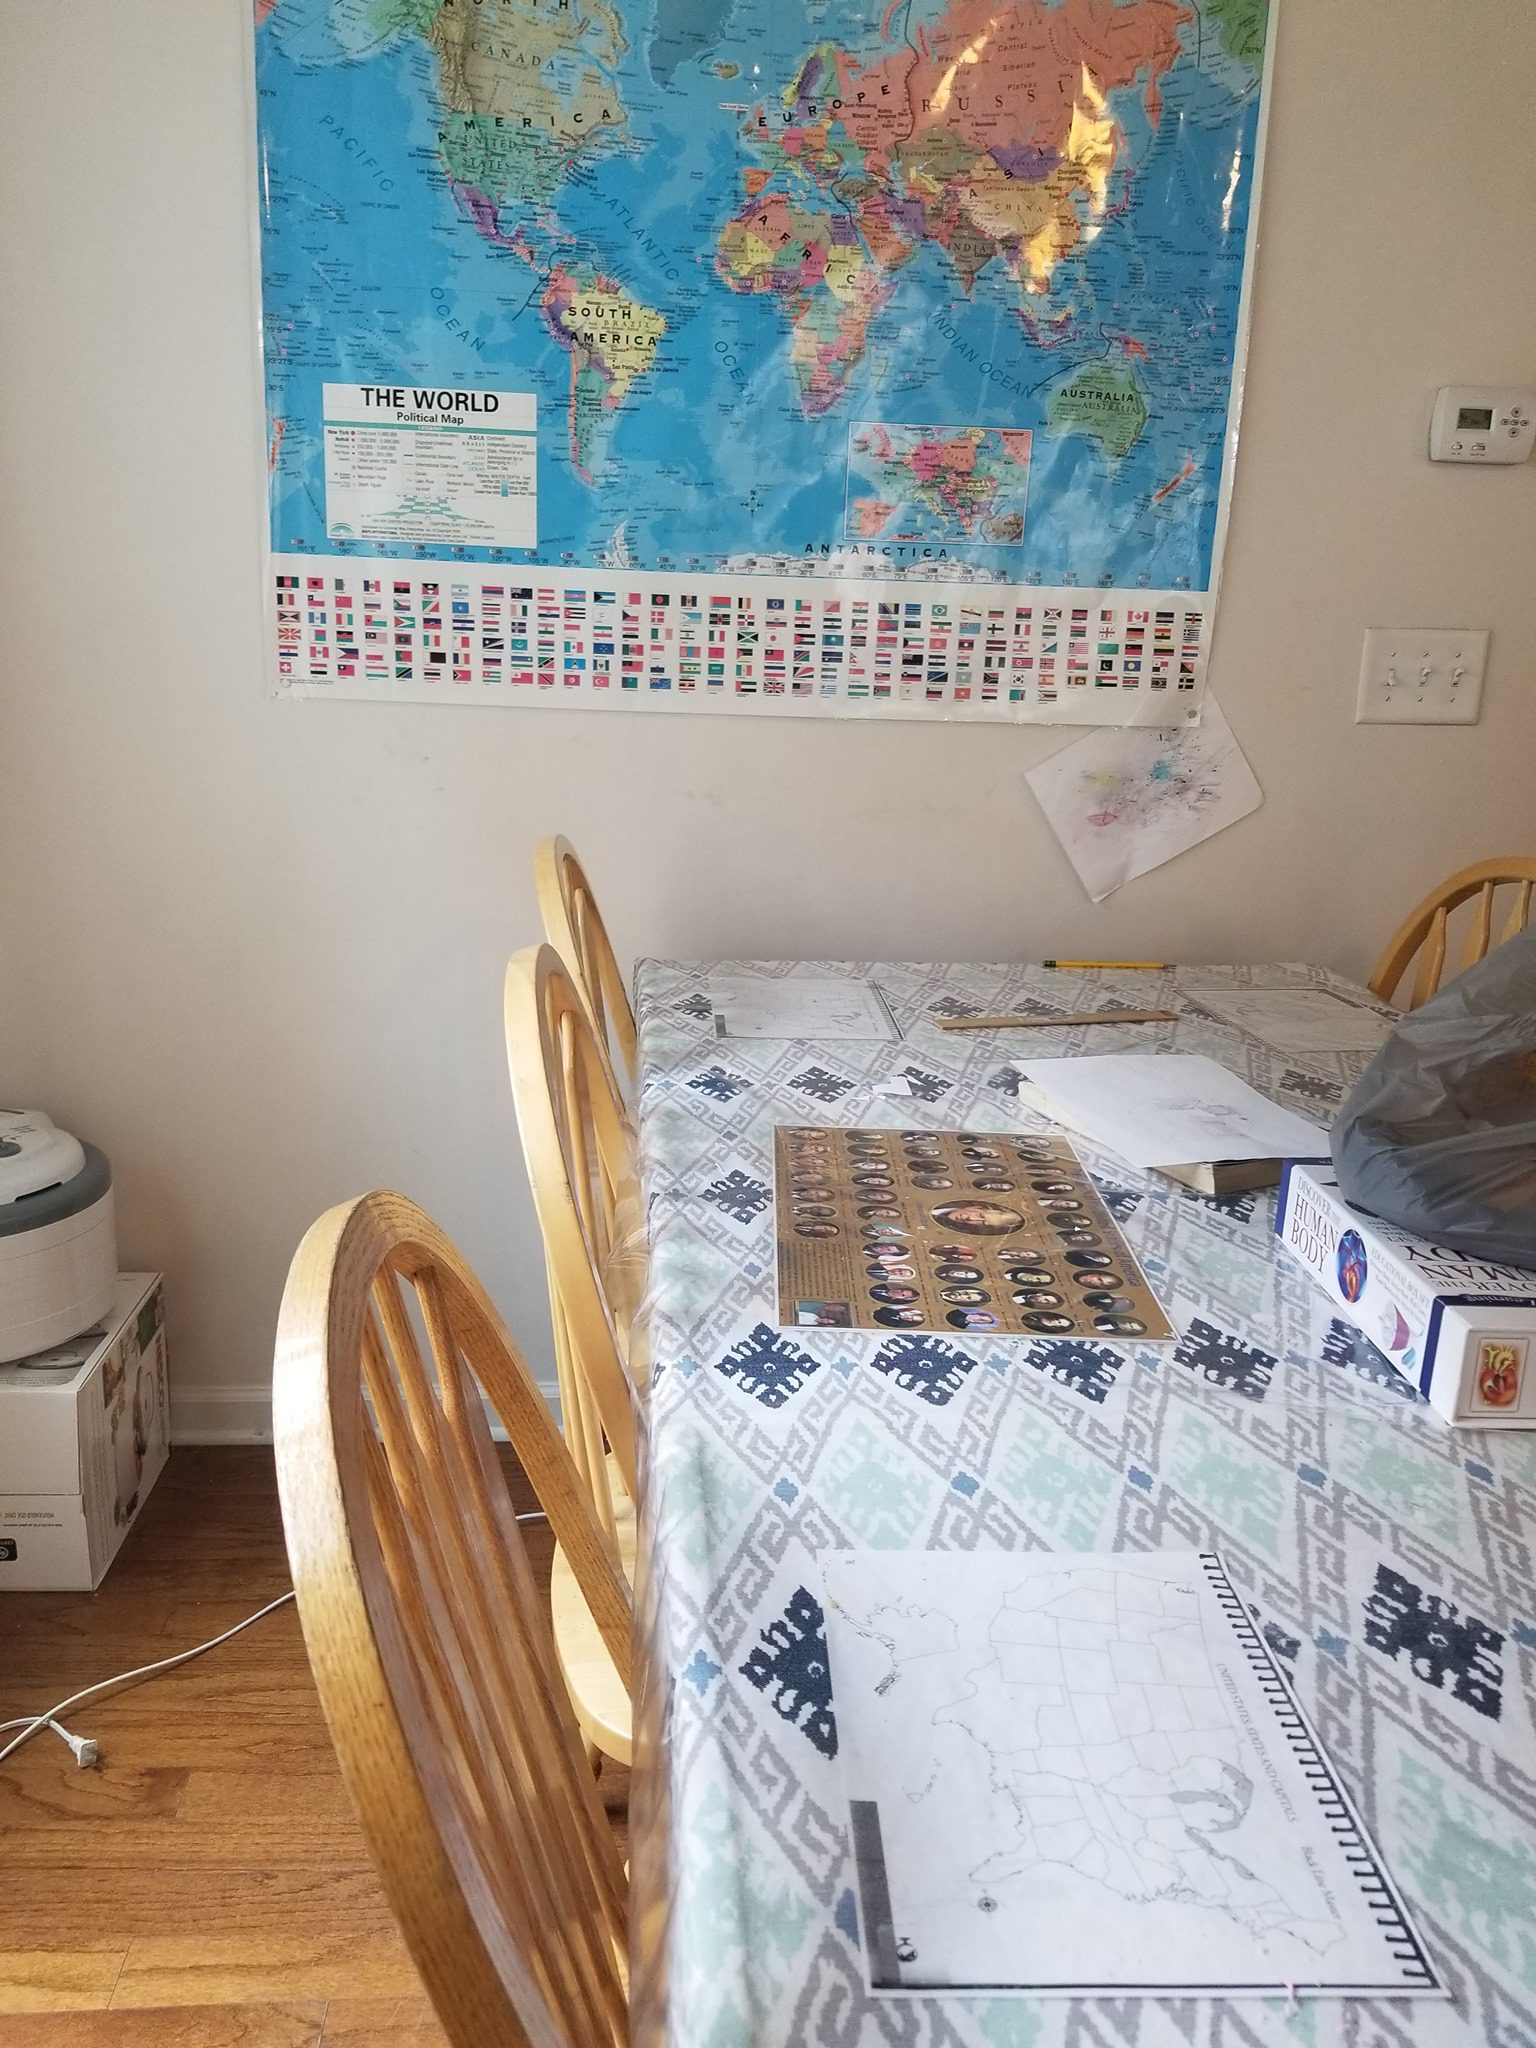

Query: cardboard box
[1276,1167,1536,1427]
[0,1274,170,1589]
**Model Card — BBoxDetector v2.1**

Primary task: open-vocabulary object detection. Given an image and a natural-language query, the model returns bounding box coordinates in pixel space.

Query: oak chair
[536,835,639,1091]
[1370,858,1536,1008]
[271,1190,631,2048]
[506,942,647,1766]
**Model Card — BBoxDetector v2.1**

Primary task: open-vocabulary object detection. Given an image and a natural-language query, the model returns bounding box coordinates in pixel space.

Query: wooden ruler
[936,1009,1180,1031]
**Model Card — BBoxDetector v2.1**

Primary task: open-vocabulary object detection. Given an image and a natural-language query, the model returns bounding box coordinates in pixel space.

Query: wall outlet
[1356,628,1488,724]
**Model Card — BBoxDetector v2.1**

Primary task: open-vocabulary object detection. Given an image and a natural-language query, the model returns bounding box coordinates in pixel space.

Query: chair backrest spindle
[1504,879,1534,945]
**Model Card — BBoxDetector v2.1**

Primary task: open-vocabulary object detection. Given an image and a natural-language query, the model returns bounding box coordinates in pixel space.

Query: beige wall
[1,1,1533,1430]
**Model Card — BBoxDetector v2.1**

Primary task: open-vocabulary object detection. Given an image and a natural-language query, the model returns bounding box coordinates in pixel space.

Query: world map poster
[255,0,1274,720]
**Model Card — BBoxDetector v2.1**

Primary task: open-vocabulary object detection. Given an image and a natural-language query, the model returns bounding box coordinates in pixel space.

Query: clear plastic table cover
[626,960,1535,2048]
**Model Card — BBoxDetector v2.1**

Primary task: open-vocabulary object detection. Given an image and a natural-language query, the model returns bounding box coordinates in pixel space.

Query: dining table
[626,958,1536,2048]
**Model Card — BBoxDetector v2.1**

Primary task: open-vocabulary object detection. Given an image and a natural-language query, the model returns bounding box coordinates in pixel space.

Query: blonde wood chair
[1370,858,1536,1008]
[536,835,639,1090]
[271,1190,630,2048]
[506,941,646,1766]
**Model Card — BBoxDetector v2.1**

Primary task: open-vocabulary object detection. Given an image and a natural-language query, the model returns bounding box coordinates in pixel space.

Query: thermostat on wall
[1429,386,1535,464]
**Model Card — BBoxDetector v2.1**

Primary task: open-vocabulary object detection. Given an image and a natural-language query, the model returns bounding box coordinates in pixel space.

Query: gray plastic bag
[1332,927,1536,1267]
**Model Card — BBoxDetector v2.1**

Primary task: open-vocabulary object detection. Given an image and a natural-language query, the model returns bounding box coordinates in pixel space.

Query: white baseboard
[170,1382,561,1444]
[170,1384,276,1444]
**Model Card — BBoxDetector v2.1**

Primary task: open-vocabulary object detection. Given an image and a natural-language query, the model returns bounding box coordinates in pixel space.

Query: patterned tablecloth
[631,961,1536,2048]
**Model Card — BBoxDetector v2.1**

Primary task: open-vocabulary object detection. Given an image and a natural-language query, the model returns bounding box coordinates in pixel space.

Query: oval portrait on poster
[930,1201,1023,1238]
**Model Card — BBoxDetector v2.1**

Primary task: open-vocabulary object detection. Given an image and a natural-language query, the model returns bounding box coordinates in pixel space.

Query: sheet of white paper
[1185,987,1394,1053]
[1016,1052,1326,1169]
[1026,694,1262,901]
[821,1550,1443,2000]
[709,976,899,1042]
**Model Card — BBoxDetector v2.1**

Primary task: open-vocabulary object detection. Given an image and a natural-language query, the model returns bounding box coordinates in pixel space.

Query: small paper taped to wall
[1026,693,1262,901]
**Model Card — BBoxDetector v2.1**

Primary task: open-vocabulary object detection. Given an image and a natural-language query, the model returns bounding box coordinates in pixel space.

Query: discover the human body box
[0,1274,169,1589]
[1276,1167,1536,1427]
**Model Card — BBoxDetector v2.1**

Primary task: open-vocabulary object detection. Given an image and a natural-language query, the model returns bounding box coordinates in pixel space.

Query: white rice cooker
[0,1109,117,1363]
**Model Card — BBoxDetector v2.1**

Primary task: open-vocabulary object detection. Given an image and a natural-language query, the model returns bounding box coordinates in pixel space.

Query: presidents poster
[773,1124,1174,1340]
[255,0,1273,720]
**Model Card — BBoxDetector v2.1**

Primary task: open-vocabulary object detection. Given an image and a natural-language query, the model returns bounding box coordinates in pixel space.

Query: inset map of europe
[257,0,1270,588]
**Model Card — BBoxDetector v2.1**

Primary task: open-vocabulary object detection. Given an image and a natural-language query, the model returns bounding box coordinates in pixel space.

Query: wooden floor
[0,1446,628,2046]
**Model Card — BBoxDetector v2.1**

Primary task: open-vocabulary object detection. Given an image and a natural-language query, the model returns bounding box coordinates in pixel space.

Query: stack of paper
[1184,986,1394,1053]
[1016,1052,1328,1192]
[709,977,899,1042]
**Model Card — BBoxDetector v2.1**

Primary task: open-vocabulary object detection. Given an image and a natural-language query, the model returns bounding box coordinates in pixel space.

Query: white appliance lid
[0,1110,89,1205]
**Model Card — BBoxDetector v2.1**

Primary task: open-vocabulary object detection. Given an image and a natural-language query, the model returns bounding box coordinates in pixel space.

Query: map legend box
[321,384,536,550]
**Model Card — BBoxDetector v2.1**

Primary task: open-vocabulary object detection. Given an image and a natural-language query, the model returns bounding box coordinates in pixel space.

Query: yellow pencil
[1041,959,1172,971]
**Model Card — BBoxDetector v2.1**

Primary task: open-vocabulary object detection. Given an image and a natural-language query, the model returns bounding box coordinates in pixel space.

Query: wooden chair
[271,1190,631,2048]
[1370,858,1536,1008]
[536,835,639,1090]
[506,941,646,1766]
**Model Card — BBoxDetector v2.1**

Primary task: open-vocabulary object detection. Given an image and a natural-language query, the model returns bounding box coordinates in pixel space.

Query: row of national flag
[273,572,1209,704]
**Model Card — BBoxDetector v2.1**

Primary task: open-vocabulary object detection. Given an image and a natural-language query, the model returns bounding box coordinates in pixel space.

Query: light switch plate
[1356,628,1488,724]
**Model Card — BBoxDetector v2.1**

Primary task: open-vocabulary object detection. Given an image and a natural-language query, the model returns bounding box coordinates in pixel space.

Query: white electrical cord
[0,1505,550,1771]
[0,1589,297,1770]
[0,1718,101,1768]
